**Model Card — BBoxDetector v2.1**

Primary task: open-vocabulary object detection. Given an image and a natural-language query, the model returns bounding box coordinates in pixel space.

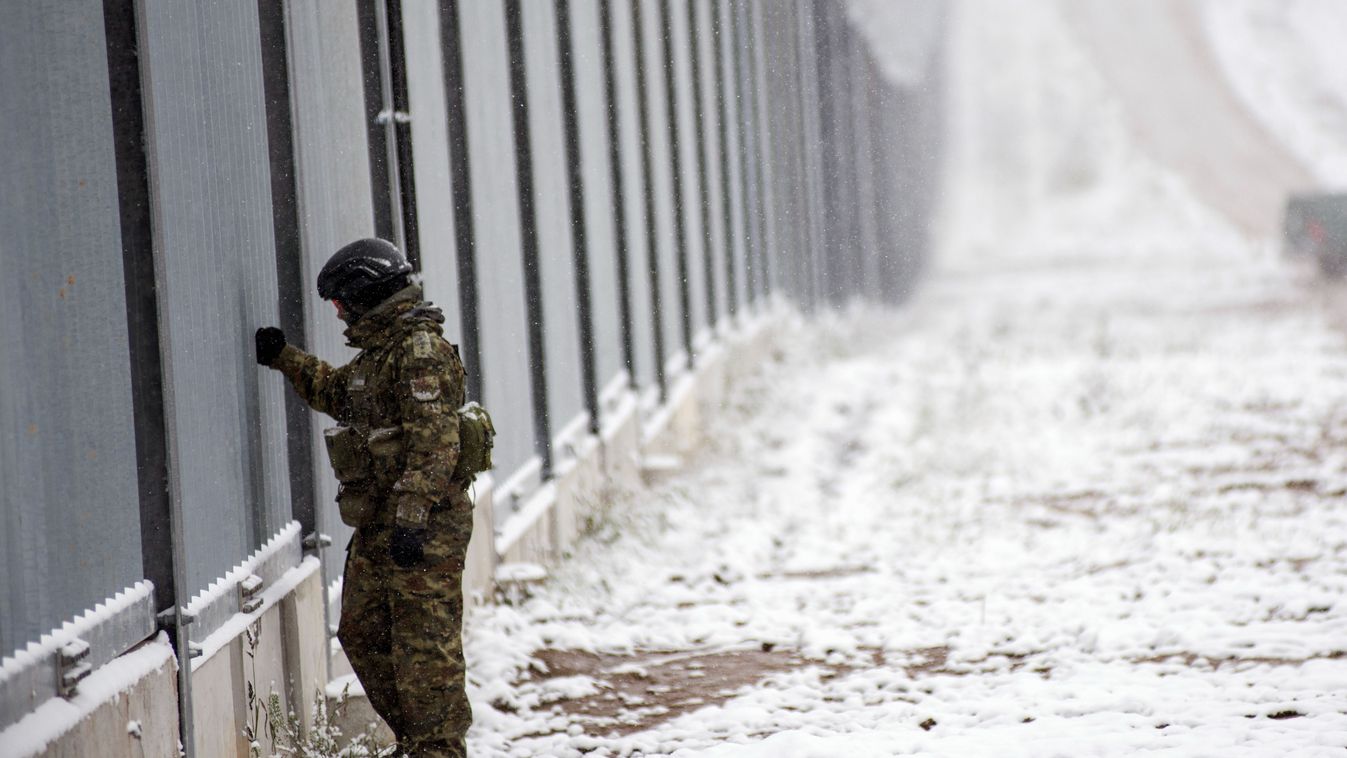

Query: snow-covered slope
[1204,0,1347,188]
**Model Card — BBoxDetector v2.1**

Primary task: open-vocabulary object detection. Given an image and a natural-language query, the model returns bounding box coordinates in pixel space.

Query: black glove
[255,327,286,366]
[390,527,426,568]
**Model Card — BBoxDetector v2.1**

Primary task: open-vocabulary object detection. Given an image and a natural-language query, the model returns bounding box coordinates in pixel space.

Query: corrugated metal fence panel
[523,0,586,437]
[138,1,294,598]
[609,0,658,394]
[0,2,145,657]
[285,0,375,580]
[669,0,708,339]
[459,0,537,479]
[404,0,464,340]
[636,0,682,367]
[568,0,626,395]
[693,0,729,326]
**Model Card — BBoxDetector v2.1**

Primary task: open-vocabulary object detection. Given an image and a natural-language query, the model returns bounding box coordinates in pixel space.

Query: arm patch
[409,375,441,402]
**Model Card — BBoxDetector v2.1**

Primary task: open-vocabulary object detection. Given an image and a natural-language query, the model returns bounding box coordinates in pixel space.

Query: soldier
[255,238,473,758]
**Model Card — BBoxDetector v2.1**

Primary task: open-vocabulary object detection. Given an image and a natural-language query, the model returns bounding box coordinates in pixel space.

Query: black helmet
[317,238,413,315]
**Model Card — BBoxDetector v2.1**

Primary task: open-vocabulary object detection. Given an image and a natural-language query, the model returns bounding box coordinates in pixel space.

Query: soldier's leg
[337,535,407,741]
[390,583,469,758]
[389,493,473,757]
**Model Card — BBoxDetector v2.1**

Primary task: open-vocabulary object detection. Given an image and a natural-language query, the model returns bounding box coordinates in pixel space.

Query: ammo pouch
[324,425,374,527]
[453,402,495,481]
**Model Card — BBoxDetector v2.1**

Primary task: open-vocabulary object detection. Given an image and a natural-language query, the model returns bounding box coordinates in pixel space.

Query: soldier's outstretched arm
[256,327,351,419]
[390,330,462,529]
[273,345,352,419]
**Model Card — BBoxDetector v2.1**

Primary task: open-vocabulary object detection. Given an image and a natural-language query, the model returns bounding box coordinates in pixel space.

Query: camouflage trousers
[338,490,474,758]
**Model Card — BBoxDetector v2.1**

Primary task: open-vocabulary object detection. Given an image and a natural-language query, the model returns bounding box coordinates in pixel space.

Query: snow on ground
[1204,0,1347,188]
[463,1,1347,755]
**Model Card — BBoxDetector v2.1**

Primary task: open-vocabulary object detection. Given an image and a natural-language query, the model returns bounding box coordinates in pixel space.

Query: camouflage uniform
[271,284,472,758]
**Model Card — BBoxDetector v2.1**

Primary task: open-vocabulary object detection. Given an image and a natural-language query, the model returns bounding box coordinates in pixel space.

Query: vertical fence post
[746,0,773,302]
[438,0,484,402]
[659,0,694,367]
[504,0,554,477]
[255,3,329,718]
[790,2,819,311]
[256,0,316,545]
[356,1,393,242]
[687,0,718,333]
[385,1,421,268]
[556,0,602,434]
[848,40,877,302]
[837,19,863,302]
[371,0,408,259]
[797,0,829,304]
[598,0,638,384]
[712,0,738,320]
[729,0,758,308]
[827,5,854,302]
[106,1,194,752]
[631,0,668,400]
[785,2,814,310]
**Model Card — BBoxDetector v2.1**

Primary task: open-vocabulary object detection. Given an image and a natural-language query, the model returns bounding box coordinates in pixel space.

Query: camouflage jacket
[272,284,465,528]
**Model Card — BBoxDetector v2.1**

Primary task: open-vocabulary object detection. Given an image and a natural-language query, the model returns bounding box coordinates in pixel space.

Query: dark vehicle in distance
[1285,192,1347,275]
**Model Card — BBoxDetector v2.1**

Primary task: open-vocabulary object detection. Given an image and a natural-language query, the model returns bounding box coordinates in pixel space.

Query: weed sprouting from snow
[241,622,394,758]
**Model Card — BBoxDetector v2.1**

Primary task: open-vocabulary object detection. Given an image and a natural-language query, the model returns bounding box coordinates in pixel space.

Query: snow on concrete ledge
[0,633,176,758]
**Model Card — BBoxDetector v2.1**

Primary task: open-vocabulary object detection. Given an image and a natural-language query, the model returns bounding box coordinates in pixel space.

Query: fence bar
[687,0,718,330]
[385,1,421,268]
[105,0,193,751]
[631,0,668,399]
[504,0,554,476]
[438,0,484,402]
[598,0,638,382]
[356,0,393,242]
[660,0,694,365]
[556,0,602,434]
[746,0,773,299]
[256,0,316,545]
[729,0,757,306]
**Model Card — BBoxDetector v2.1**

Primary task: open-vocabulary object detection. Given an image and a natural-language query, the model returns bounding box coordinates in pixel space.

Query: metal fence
[0,0,944,741]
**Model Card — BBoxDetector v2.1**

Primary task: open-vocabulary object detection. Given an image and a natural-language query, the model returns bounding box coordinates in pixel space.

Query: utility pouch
[326,426,376,528]
[453,402,495,480]
[323,425,371,483]
[336,484,373,528]
[367,426,404,459]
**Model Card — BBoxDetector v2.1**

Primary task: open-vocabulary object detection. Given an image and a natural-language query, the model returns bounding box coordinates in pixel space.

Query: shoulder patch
[409,375,441,402]
[410,330,434,360]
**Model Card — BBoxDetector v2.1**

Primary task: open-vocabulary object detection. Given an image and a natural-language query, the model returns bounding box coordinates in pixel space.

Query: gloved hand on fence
[390,526,426,568]
[255,327,286,366]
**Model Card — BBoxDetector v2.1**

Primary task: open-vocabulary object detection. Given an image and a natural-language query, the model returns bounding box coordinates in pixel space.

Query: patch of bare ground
[1253,556,1319,573]
[513,645,962,737]
[877,646,1054,679]
[1131,651,1345,670]
[757,566,876,580]
[513,647,817,737]
[997,490,1111,520]
[1211,478,1321,495]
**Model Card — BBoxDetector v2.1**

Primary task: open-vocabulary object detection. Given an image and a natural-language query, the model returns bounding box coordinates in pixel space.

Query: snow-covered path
[463,2,1347,755]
